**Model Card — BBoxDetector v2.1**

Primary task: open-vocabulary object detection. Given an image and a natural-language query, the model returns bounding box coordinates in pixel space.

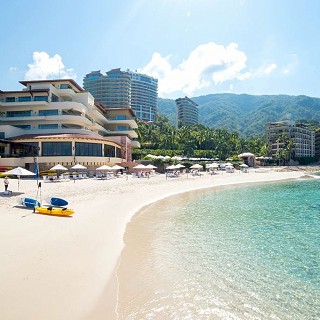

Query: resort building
[127,71,158,122]
[0,79,139,172]
[175,96,199,128]
[83,69,131,109]
[83,69,158,122]
[315,129,320,161]
[266,120,315,160]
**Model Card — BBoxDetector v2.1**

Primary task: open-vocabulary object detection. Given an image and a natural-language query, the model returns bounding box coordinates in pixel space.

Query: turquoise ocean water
[117,179,320,319]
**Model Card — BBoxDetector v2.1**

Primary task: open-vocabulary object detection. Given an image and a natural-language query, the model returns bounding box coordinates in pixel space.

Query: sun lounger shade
[71,164,87,170]
[50,164,68,171]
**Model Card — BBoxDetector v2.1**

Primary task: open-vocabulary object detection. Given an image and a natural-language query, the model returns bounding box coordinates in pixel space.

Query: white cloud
[25,51,76,80]
[139,42,251,97]
[283,54,298,74]
[9,66,19,72]
[264,63,277,74]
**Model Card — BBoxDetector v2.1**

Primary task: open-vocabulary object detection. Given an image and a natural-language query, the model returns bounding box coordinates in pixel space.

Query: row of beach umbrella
[2,163,158,180]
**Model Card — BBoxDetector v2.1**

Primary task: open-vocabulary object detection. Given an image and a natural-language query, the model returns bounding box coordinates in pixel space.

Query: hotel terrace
[0,79,140,172]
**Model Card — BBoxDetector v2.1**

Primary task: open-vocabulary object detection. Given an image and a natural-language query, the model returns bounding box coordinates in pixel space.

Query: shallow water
[117,179,320,319]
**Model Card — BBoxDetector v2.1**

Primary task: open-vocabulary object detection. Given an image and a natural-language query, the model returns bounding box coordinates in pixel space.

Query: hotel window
[104,145,115,157]
[7,110,32,117]
[39,109,59,116]
[75,142,102,156]
[115,147,121,158]
[38,124,59,129]
[5,97,15,102]
[51,94,59,102]
[22,142,39,155]
[13,125,31,129]
[42,142,72,156]
[34,96,48,102]
[116,126,127,131]
[113,115,126,120]
[18,96,32,102]
[60,84,72,89]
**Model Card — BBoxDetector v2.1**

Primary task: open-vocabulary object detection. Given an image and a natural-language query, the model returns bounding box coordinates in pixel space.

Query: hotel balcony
[106,129,138,139]
[107,118,138,129]
[131,140,141,148]
[0,100,49,109]
[0,114,92,126]
[58,89,76,99]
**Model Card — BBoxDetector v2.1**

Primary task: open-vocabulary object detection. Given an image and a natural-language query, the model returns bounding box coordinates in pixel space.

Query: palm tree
[275,132,295,165]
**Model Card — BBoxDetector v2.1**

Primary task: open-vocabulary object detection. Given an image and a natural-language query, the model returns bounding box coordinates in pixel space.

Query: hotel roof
[19,79,84,92]
[0,89,50,94]
[9,133,120,145]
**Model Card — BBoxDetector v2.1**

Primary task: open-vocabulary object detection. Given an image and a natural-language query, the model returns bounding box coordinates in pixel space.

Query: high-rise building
[266,120,315,159]
[175,96,198,128]
[83,69,131,109]
[83,69,158,122]
[127,71,158,122]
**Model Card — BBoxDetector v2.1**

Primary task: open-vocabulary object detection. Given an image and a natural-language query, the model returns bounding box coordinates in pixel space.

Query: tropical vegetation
[133,114,269,161]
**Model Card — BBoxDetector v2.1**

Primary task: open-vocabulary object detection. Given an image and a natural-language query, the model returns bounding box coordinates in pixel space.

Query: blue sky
[1,0,320,99]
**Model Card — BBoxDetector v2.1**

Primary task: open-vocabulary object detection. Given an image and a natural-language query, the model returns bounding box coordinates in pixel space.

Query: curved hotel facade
[0,79,139,172]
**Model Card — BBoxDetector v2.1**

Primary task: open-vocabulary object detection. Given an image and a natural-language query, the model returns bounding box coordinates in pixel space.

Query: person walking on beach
[4,176,9,192]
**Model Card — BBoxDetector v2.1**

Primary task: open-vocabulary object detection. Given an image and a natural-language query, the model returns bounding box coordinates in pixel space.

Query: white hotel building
[0,79,140,172]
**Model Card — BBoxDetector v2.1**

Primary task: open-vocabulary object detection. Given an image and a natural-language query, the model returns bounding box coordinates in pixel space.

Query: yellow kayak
[35,206,75,216]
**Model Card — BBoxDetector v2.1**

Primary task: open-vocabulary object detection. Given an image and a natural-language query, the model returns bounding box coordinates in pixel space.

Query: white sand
[0,168,312,319]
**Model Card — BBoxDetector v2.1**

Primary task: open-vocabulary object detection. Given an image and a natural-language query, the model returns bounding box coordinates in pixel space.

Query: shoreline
[0,168,314,319]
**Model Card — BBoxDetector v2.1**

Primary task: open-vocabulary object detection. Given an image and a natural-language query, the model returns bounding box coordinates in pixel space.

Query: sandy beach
[0,167,315,320]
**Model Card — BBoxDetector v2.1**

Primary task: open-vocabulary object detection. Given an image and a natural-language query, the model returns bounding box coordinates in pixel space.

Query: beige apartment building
[266,120,315,160]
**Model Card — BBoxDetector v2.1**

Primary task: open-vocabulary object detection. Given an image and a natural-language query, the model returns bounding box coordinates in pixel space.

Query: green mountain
[157,94,320,136]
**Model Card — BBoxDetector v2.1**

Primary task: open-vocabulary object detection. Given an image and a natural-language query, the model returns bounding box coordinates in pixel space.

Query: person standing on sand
[4,176,9,191]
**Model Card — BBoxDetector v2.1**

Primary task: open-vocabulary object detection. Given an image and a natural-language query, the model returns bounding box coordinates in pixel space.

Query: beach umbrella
[190,164,203,169]
[96,165,112,171]
[146,164,157,169]
[95,165,112,178]
[50,164,68,171]
[171,156,183,161]
[239,164,248,167]
[3,167,36,177]
[110,165,124,170]
[50,164,68,179]
[176,164,185,168]
[71,164,87,170]
[166,165,178,170]
[133,164,147,169]
[71,164,87,179]
[3,167,36,191]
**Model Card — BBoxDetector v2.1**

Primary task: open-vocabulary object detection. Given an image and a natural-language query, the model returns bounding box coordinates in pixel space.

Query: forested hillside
[157,94,320,136]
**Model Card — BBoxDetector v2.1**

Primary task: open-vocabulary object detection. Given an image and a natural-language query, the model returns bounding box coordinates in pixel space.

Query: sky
[1,0,320,99]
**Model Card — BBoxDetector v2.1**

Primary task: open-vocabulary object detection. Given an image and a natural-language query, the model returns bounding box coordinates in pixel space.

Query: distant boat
[34,206,74,216]
[18,197,40,209]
